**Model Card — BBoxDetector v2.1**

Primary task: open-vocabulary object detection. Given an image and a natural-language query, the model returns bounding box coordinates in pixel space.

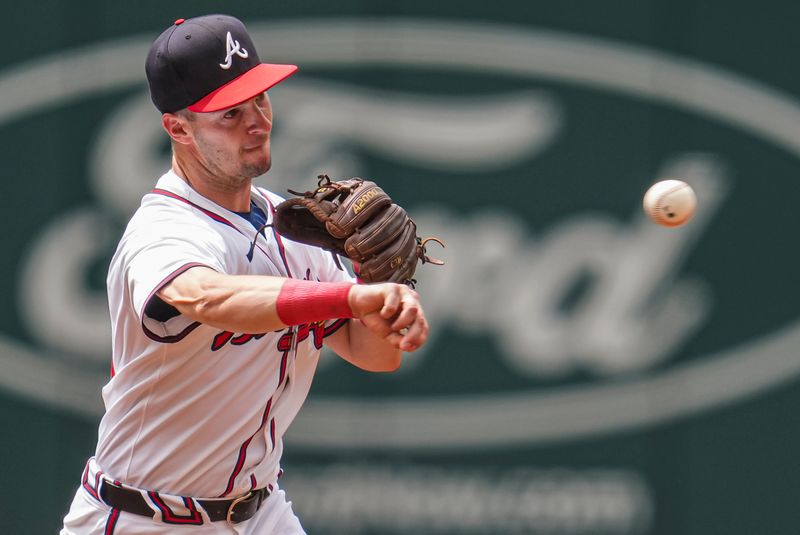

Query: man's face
[188,92,274,183]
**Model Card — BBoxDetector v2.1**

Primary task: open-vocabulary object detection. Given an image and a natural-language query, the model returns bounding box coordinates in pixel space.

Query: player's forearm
[158,267,357,333]
[158,267,289,333]
[328,320,403,372]
[158,267,425,356]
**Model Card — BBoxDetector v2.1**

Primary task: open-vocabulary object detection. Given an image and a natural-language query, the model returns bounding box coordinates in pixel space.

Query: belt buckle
[226,490,254,526]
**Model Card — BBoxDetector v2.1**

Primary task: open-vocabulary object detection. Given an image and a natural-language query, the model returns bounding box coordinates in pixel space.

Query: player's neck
[171,156,252,212]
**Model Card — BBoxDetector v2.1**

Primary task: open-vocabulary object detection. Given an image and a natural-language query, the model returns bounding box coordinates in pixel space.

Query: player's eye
[256,93,273,111]
[223,108,240,119]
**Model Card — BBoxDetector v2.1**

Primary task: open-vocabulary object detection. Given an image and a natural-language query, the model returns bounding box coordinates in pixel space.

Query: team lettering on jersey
[210,321,327,352]
[277,321,326,351]
[211,331,267,351]
[209,270,339,351]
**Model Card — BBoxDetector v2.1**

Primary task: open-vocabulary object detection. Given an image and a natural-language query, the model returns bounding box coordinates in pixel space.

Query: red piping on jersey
[147,492,203,525]
[219,397,273,497]
[140,262,206,343]
[271,227,292,278]
[278,351,289,385]
[81,461,103,503]
[269,418,276,449]
[255,190,294,278]
[151,189,238,229]
[104,508,120,535]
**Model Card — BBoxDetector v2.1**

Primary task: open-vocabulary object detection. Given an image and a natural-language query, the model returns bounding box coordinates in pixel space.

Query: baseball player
[61,14,428,534]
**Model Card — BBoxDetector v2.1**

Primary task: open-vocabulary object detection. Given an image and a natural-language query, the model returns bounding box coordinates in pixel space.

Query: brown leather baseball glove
[273,175,443,285]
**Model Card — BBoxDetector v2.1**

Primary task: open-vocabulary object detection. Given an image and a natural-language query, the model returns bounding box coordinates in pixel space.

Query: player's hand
[348,283,429,352]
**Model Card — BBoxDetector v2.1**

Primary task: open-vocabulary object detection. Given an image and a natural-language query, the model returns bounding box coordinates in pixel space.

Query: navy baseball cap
[145,14,298,114]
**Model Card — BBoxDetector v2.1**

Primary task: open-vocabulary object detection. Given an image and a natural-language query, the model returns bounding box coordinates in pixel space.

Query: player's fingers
[379,284,402,319]
[359,312,395,339]
[400,309,429,352]
[390,301,418,331]
[364,315,404,349]
[391,287,422,329]
[362,311,408,350]
[384,330,405,349]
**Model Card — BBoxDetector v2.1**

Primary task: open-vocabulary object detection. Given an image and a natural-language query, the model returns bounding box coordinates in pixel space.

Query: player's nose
[244,101,272,136]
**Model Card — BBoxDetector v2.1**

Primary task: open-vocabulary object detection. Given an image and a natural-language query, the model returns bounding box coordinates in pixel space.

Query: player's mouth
[242,138,269,152]
[242,144,268,155]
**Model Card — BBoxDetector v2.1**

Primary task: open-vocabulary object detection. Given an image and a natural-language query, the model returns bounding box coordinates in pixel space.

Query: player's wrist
[275,279,355,326]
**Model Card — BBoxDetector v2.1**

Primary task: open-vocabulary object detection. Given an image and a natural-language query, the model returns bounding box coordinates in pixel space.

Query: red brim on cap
[188,63,298,112]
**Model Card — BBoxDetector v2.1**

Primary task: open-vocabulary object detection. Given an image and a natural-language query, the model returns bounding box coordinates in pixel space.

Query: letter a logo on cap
[219,31,249,70]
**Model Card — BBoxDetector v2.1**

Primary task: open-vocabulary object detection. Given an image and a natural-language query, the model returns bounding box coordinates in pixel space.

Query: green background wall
[1,1,799,533]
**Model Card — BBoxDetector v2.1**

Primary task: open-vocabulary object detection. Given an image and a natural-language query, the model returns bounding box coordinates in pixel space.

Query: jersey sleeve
[122,218,227,340]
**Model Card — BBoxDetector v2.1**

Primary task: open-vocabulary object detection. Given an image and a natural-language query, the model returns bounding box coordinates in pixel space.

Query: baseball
[642,179,697,227]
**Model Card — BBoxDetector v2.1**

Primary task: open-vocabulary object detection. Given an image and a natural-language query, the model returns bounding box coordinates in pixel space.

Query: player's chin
[241,154,271,178]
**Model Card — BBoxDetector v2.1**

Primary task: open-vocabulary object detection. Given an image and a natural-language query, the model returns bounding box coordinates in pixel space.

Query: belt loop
[97,478,115,506]
[96,477,107,506]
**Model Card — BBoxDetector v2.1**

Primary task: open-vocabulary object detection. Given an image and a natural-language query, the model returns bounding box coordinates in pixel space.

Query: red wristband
[275,279,355,326]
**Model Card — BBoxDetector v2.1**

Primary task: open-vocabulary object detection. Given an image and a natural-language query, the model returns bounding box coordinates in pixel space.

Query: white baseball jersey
[95,169,352,499]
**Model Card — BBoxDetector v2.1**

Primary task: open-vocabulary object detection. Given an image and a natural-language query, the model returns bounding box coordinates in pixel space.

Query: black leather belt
[98,479,270,525]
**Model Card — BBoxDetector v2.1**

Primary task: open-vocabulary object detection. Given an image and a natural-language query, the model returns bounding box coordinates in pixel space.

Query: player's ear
[161,112,193,145]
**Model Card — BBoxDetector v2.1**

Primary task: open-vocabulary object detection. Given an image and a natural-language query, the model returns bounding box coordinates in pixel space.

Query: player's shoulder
[120,173,220,242]
[137,190,199,218]
[131,191,208,229]
[131,171,220,226]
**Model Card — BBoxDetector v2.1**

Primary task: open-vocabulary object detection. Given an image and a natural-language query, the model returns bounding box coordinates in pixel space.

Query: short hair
[173,108,197,122]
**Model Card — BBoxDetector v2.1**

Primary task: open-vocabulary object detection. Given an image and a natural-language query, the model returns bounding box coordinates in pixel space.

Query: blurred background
[2,1,800,533]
